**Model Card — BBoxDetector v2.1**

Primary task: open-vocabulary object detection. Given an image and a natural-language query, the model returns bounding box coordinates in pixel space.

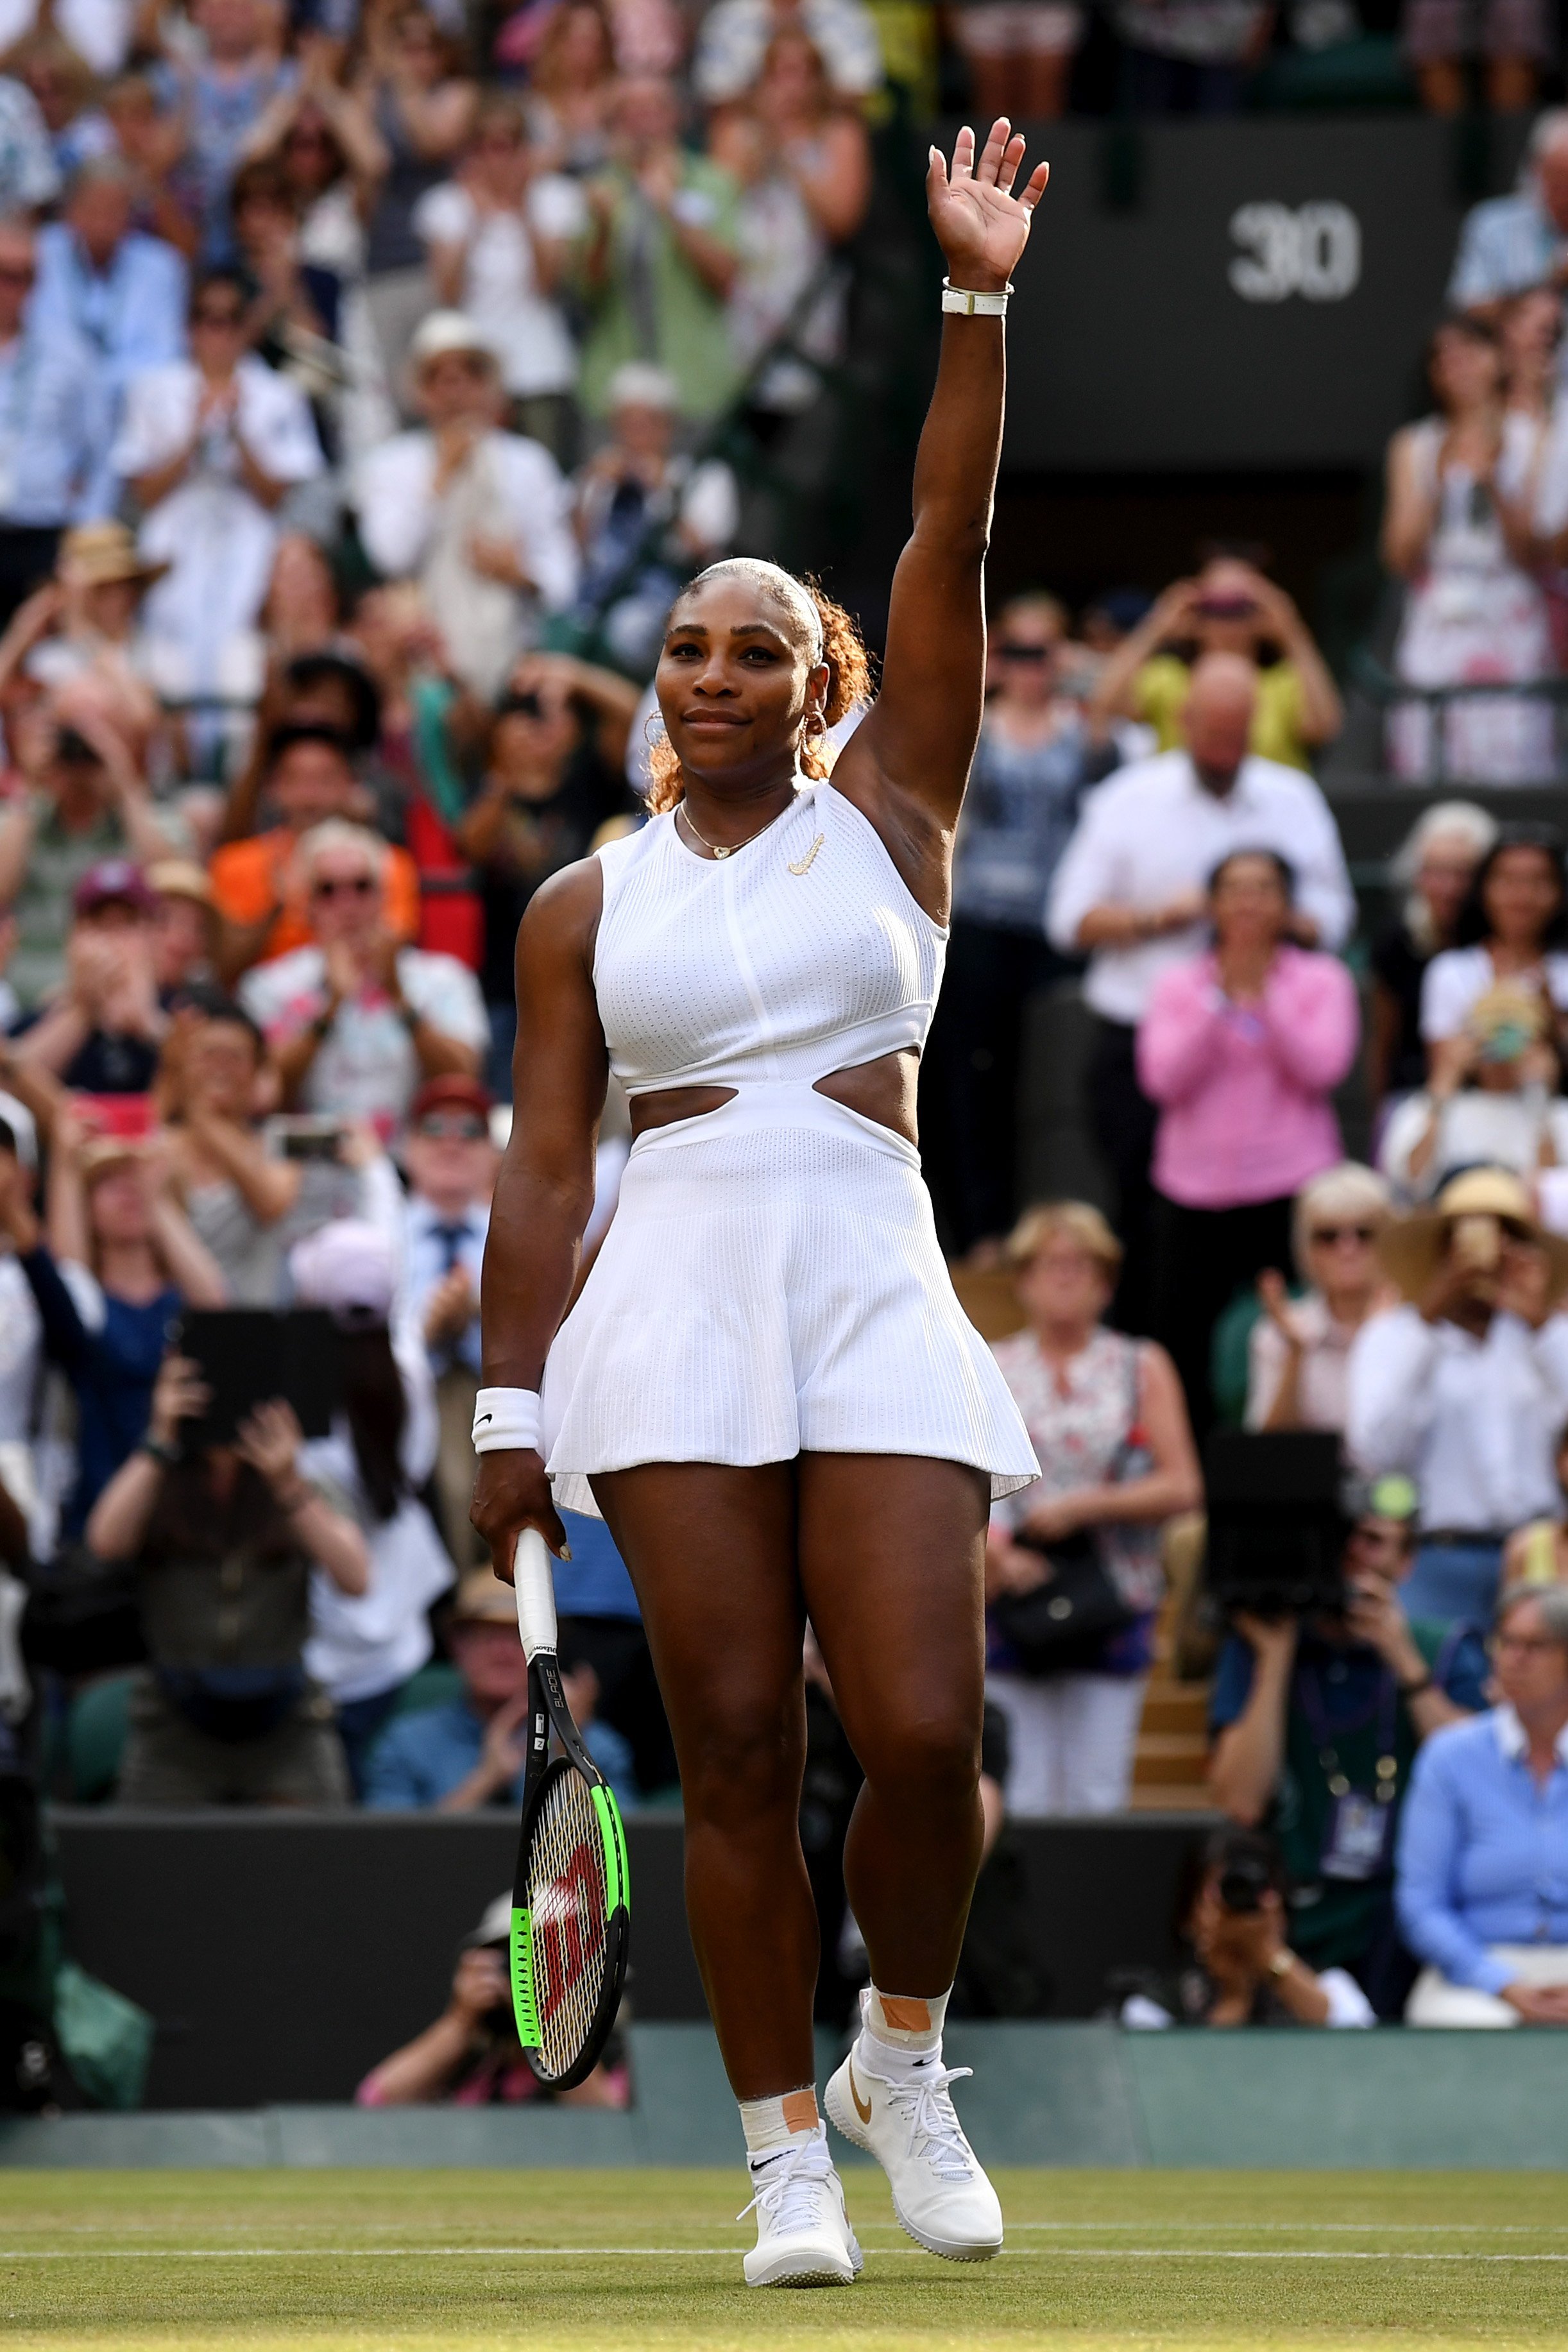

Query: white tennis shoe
[740,2127,864,2288]
[824,2026,1003,2262]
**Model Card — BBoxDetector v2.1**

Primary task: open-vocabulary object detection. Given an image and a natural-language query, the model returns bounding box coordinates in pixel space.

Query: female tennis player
[473,119,1047,2288]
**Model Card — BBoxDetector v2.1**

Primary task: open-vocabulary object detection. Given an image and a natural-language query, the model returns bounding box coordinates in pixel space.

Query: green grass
[1,2168,1565,2350]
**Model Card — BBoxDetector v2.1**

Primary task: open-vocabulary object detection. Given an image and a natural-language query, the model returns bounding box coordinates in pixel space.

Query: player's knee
[860,1709,980,1811]
[679,1703,802,1827]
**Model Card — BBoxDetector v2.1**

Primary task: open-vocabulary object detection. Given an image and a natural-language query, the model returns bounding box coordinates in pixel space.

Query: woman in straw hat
[1347,1166,1568,1627]
[0,522,169,762]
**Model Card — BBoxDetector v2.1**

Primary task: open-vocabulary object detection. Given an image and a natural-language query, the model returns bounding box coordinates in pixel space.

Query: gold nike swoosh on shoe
[788,833,824,875]
[848,2058,872,2124]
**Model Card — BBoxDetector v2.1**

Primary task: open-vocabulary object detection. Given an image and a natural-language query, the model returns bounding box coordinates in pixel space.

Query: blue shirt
[1448,190,1565,309]
[404,1195,487,1376]
[33,226,188,397]
[363,1692,636,1812]
[554,1508,640,1623]
[0,317,112,526]
[951,717,1088,937]
[1395,1707,1568,1995]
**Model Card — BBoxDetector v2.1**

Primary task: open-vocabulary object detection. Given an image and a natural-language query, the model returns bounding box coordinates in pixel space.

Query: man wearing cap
[362,1566,635,1811]
[353,312,578,701]
[1347,1167,1568,1626]
[1207,1478,1488,2018]
[10,858,163,1096]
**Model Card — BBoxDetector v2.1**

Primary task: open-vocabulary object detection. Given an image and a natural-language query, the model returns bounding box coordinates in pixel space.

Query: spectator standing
[0,213,111,622]
[1087,553,1343,774]
[352,1,477,371]
[1209,1481,1487,2016]
[153,0,298,264]
[289,1218,454,1790]
[1381,983,1568,1202]
[985,1201,1202,1816]
[1246,1164,1395,1435]
[1404,0,1544,113]
[413,94,586,461]
[1446,111,1568,318]
[229,156,354,473]
[518,0,617,178]
[0,71,61,214]
[207,722,420,973]
[923,592,1089,1258]
[354,310,577,700]
[400,1069,493,1565]
[570,364,738,674]
[1419,825,1568,1080]
[449,651,637,1082]
[1367,801,1497,1116]
[1397,1583,1568,2024]
[1048,652,1354,1332]
[1111,0,1274,113]
[100,70,201,262]
[12,1112,228,1535]
[5,29,115,173]
[1382,315,1556,787]
[363,1567,635,1809]
[239,818,485,1136]
[692,0,883,105]
[947,0,1084,121]
[11,858,164,1096]
[33,159,187,441]
[578,77,742,425]
[0,703,183,1007]
[1348,1168,1568,1626]
[0,524,170,771]
[112,268,325,711]
[1138,848,1359,1436]
[84,1346,366,1805]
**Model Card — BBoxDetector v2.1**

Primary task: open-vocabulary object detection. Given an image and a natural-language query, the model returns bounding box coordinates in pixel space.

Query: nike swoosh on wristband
[848,2058,871,2124]
[475,1413,492,1424]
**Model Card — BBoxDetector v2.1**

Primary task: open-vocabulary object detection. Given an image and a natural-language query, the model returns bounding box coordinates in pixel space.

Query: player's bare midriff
[627,1047,921,1148]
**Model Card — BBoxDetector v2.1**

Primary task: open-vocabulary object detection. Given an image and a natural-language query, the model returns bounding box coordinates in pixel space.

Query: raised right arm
[470,860,609,1571]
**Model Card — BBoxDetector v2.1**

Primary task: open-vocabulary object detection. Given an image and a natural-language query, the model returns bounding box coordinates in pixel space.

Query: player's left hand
[926,120,1049,297]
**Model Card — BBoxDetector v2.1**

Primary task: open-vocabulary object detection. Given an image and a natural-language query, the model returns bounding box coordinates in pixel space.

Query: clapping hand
[235,1398,307,1494]
[926,120,1049,298]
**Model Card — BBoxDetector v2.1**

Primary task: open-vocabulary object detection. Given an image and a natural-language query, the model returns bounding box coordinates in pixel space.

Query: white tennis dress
[540,778,1040,1517]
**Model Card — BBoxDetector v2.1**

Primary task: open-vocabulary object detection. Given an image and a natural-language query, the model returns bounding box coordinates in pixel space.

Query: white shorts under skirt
[541,1083,1040,1519]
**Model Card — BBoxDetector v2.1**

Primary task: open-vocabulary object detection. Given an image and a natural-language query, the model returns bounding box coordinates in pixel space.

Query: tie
[432,1223,472,1373]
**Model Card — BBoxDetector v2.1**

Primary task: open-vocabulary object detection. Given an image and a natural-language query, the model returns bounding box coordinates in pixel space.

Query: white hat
[607,361,679,413]
[288,1219,396,1318]
[408,310,499,370]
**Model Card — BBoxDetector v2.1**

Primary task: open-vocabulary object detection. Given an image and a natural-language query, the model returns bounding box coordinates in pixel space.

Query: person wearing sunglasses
[1397,1582,1568,2026]
[922,590,1090,1259]
[0,213,112,628]
[1086,551,1343,777]
[110,265,324,713]
[1348,1167,1568,1628]
[239,815,486,1136]
[1246,1163,1396,1438]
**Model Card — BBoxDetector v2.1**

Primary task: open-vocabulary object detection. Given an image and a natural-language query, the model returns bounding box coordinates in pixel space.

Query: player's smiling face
[656,575,824,789]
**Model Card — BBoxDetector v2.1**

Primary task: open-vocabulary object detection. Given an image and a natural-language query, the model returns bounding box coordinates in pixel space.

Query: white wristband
[941,277,1012,317]
[472,1386,541,1454]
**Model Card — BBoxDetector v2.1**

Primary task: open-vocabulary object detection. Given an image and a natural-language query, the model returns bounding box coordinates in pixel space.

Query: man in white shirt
[1045,651,1354,1327]
[354,310,578,700]
[400,1070,497,1567]
[1347,1168,1568,1630]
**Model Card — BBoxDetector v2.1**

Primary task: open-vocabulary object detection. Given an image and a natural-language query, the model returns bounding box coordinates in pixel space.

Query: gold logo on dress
[788,833,825,876]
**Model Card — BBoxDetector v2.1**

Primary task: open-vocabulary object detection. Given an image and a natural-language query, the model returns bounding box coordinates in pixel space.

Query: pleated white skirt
[540,1084,1040,1519]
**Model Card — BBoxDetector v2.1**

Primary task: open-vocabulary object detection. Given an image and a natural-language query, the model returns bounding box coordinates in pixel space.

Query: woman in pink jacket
[1137,848,1359,1435]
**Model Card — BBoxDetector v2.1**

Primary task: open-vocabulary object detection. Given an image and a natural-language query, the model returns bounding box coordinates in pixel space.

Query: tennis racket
[508,1528,631,2089]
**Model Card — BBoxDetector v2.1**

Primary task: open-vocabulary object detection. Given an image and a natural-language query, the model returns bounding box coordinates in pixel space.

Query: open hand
[1501,1981,1568,2024]
[235,1397,306,1492]
[926,120,1048,296]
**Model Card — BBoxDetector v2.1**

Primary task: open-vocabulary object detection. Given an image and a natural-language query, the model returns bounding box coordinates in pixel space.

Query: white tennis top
[593,781,948,1095]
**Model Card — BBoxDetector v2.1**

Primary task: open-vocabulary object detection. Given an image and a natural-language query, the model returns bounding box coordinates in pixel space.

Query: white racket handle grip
[513,1527,558,1662]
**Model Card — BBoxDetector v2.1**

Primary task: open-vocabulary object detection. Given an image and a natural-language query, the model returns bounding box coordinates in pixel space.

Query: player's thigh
[796,1452,989,1788]
[590,1461,805,1793]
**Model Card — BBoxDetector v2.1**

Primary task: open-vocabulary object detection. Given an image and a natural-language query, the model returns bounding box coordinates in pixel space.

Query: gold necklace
[677,799,789,861]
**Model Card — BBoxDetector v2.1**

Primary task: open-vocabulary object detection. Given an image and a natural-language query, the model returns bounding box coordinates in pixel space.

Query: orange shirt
[209,831,421,962]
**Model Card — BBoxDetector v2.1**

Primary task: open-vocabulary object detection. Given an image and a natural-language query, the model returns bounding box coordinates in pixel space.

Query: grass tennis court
[2,2166,1564,2349]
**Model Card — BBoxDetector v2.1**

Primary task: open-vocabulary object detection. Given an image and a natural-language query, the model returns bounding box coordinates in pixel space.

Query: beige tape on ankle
[877,1996,932,2033]
[781,2088,820,2134]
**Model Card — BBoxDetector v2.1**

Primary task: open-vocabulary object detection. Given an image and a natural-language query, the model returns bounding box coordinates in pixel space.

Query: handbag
[991,1340,1145,1678]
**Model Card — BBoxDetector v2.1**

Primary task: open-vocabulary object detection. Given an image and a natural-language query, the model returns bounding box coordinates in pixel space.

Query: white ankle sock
[860,1986,950,2079]
[739,2085,820,2162]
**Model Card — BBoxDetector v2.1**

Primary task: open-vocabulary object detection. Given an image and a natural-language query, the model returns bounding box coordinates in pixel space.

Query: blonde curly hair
[645,560,872,815]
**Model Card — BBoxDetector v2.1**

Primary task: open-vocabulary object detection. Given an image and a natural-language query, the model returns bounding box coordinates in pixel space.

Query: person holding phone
[84,1344,368,1805]
[1086,552,1343,774]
